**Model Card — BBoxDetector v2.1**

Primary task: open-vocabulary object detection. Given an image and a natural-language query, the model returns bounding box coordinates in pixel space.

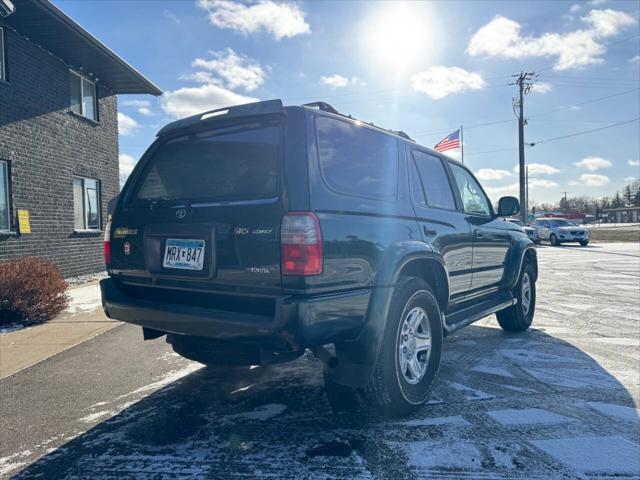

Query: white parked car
[533,218,590,246]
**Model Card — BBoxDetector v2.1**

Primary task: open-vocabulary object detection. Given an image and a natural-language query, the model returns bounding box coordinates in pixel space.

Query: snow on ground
[64,282,103,315]
[0,323,24,334]
[2,243,639,479]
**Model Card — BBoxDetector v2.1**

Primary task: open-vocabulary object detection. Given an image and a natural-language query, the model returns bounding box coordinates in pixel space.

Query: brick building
[0,0,160,277]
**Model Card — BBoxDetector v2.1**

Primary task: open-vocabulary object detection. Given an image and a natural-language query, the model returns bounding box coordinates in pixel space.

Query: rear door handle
[475,230,484,238]
[423,226,437,237]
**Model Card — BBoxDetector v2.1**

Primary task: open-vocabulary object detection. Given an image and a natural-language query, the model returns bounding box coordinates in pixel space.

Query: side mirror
[107,194,120,215]
[497,196,520,217]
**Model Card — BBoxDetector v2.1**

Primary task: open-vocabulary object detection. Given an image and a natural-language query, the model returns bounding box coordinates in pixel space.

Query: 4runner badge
[175,208,187,219]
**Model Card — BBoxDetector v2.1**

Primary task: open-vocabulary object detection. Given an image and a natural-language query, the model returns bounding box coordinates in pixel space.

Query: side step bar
[443,293,517,336]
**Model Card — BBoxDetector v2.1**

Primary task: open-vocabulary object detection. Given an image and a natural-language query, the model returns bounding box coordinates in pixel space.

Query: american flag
[434,129,461,153]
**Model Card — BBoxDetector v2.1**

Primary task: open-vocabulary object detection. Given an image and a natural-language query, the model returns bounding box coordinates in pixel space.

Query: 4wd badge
[124,242,131,256]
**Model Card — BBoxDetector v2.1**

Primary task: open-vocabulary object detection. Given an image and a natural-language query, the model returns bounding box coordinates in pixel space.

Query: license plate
[163,239,205,270]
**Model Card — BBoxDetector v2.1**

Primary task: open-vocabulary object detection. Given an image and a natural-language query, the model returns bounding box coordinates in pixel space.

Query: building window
[69,70,97,121]
[0,26,6,82]
[73,177,101,230]
[0,160,9,231]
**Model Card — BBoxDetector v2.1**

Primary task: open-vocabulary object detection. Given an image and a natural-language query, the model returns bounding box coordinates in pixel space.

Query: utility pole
[525,166,529,223]
[562,191,569,211]
[510,71,536,223]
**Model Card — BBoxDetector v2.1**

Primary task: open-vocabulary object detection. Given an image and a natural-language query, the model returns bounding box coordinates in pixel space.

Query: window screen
[70,71,97,121]
[316,116,398,200]
[73,177,101,230]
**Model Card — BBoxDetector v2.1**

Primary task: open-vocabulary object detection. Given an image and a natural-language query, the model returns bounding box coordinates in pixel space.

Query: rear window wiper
[147,198,191,210]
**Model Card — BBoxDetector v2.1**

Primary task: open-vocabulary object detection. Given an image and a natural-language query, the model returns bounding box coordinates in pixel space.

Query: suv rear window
[133,120,281,202]
[316,116,398,200]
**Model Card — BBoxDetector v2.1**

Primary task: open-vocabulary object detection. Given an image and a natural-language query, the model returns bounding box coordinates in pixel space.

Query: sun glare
[361,3,437,77]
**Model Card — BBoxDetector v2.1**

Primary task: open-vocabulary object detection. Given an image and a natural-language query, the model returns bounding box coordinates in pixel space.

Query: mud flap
[142,327,166,340]
[326,286,394,387]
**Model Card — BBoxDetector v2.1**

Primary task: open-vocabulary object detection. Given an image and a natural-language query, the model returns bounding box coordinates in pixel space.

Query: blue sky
[57,0,640,204]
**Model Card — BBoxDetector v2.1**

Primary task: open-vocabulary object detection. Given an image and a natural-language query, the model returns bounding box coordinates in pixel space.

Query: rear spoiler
[156,99,284,137]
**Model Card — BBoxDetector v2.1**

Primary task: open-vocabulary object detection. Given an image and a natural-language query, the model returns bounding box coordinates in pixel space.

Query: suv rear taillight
[281,212,323,276]
[104,218,112,267]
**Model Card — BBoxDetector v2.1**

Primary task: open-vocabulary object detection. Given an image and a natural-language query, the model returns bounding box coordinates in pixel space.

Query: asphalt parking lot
[1,243,639,479]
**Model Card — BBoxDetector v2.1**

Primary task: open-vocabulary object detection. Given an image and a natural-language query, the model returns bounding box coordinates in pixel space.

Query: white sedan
[533,218,590,246]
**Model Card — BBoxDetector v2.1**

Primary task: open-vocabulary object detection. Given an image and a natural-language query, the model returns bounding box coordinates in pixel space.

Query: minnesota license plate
[163,239,205,270]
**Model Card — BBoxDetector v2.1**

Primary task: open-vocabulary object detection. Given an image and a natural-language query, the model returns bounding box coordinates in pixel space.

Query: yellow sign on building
[17,209,31,234]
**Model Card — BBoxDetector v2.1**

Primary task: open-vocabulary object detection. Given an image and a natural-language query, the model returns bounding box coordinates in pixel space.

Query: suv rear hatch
[109,108,287,304]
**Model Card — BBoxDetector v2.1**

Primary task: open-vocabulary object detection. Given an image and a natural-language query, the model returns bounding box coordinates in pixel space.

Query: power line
[414,88,639,140]
[531,117,639,145]
[528,88,639,118]
[465,146,520,157]
[465,117,639,157]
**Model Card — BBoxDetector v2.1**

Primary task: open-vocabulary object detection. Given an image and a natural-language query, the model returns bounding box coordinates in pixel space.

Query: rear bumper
[100,278,369,349]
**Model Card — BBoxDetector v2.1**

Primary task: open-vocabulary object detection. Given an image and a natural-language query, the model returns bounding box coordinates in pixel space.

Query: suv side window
[316,116,398,200]
[449,163,492,216]
[411,150,456,210]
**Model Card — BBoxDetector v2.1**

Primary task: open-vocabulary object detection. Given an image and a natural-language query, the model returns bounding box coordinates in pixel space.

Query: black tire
[496,263,536,332]
[324,276,443,417]
[579,240,589,246]
[550,234,559,246]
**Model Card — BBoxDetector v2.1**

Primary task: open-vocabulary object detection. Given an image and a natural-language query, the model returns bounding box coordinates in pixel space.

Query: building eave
[4,0,162,95]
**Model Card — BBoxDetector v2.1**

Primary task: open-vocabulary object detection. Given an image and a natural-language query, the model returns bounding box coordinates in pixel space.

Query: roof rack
[302,101,414,142]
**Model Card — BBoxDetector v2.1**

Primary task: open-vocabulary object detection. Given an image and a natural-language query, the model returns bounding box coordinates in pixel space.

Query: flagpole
[460,125,464,164]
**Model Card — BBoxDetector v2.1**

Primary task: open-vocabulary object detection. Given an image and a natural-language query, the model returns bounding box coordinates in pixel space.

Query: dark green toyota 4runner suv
[101,100,537,416]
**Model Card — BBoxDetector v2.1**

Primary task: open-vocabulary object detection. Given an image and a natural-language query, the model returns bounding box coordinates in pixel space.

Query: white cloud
[121,100,154,117]
[574,156,612,171]
[163,9,181,24]
[467,9,636,70]
[117,112,138,136]
[476,168,512,181]
[119,154,136,177]
[484,177,557,199]
[197,0,310,40]
[320,74,349,88]
[624,176,637,182]
[515,163,560,175]
[569,173,610,186]
[179,71,219,84]
[582,9,636,37]
[160,83,257,119]
[442,150,462,161]
[319,75,367,88]
[531,82,552,94]
[192,48,265,92]
[119,154,137,187]
[485,183,518,197]
[630,55,640,64]
[529,179,559,188]
[628,159,640,166]
[411,66,486,99]
[122,100,150,108]
[589,0,609,6]
[570,4,582,13]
